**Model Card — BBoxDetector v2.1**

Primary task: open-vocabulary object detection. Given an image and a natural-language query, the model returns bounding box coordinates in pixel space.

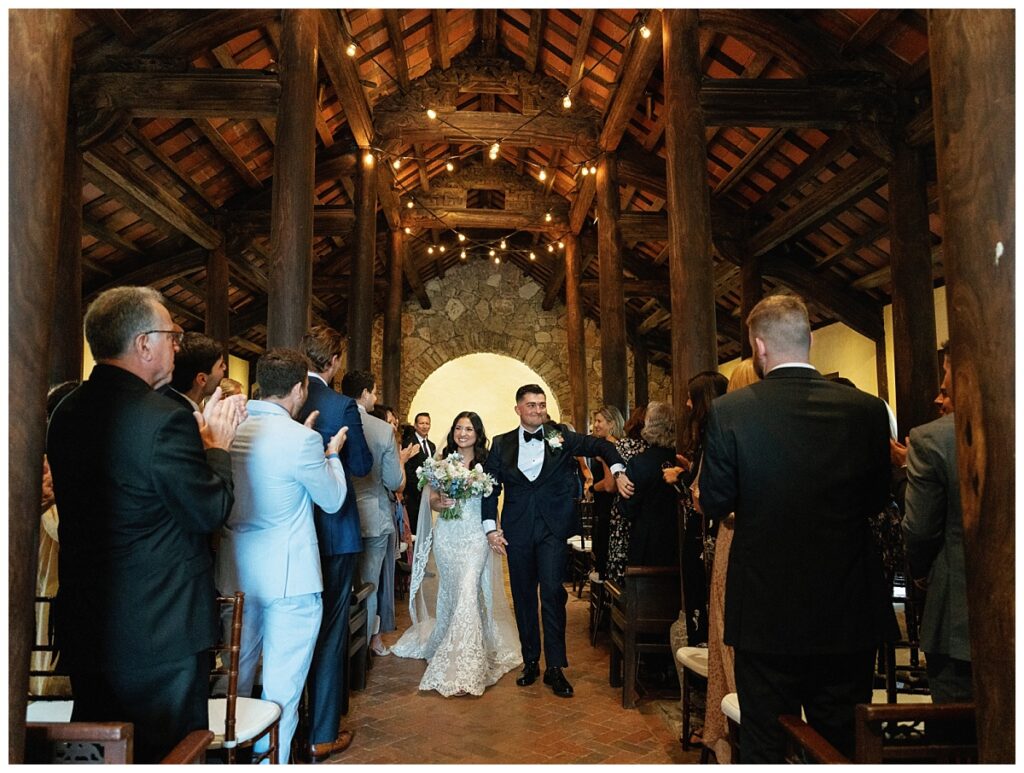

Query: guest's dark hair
[414,412,430,422]
[47,381,80,419]
[341,370,375,399]
[442,411,489,466]
[170,332,223,392]
[256,348,309,398]
[300,325,343,371]
[516,384,545,402]
[685,371,729,454]
[623,405,647,440]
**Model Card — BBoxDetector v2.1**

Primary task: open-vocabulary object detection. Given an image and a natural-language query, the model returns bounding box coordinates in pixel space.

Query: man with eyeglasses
[162,331,228,413]
[47,286,247,762]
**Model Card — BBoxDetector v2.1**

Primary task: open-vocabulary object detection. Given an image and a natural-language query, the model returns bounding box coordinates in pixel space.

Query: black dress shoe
[543,666,574,697]
[516,660,540,686]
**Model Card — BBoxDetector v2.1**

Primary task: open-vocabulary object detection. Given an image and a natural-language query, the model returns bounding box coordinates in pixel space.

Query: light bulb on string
[639,23,651,39]
[426,108,437,120]
[589,164,597,175]
[457,233,466,242]
[494,256,501,264]
[404,226,411,234]
[346,42,357,57]
[489,142,500,160]
[562,93,572,109]
[558,241,565,249]
[460,249,467,259]
[392,158,401,169]
[547,244,555,253]
[489,249,496,257]
[499,239,506,250]
[580,166,589,177]
[362,151,374,166]
[439,245,446,253]
[538,169,547,182]
[545,212,552,222]
[446,161,455,172]
[427,246,434,255]
[529,252,536,261]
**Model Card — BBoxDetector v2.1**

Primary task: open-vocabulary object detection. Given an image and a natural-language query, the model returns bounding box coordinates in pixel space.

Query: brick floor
[328,580,701,764]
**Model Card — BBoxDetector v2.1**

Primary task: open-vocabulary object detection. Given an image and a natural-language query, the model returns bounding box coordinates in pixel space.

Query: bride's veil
[398,484,520,659]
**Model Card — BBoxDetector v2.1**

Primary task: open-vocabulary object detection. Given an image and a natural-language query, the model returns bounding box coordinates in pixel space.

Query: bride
[391,411,521,696]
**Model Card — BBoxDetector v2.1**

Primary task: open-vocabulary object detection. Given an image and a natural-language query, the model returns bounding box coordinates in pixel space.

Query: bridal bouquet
[417,453,497,521]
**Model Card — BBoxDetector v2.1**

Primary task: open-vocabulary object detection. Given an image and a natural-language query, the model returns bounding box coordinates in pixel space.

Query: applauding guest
[48,287,244,763]
[216,349,349,764]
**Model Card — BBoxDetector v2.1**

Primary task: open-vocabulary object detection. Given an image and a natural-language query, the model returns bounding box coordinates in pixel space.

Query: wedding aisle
[335,580,698,764]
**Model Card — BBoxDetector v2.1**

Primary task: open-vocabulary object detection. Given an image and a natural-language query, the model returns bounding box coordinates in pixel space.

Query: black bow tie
[524,429,544,443]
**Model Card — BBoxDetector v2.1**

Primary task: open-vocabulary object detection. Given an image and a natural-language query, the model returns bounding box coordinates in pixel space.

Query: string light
[499,239,506,249]
[406,200,414,209]
[547,244,555,252]
[427,246,435,255]
[589,164,597,175]
[460,249,467,259]
[562,93,572,109]
[346,42,357,57]
[538,169,547,182]
[558,241,565,249]
[489,249,496,257]
[438,245,446,253]
[580,166,589,176]
[457,233,466,242]
[426,108,438,120]
[489,142,500,160]
[639,23,651,39]
[494,256,501,264]
[404,226,412,234]
[529,252,536,260]
[362,151,374,166]
[446,161,455,172]
[392,158,401,169]
[545,212,552,222]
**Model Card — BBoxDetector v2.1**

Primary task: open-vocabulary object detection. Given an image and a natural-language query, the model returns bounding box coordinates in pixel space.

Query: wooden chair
[207,592,281,764]
[780,702,977,764]
[608,566,681,709]
[348,581,373,691]
[675,646,710,760]
[25,722,212,764]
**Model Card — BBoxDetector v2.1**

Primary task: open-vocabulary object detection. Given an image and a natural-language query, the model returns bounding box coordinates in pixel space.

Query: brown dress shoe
[309,730,354,762]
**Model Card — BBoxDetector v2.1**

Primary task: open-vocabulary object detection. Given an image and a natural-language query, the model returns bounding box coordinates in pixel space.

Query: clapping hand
[195,387,246,450]
[399,441,419,464]
[303,410,320,429]
[327,426,349,457]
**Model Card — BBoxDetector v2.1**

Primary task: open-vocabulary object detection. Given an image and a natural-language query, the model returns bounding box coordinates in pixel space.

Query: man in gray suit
[341,370,408,657]
[902,342,972,702]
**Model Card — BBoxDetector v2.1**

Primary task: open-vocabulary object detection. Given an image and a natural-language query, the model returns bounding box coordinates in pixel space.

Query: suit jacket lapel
[534,425,561,486]
[501,430,526,483]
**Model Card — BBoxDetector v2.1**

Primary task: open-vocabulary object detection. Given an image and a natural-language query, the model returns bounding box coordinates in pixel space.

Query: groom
[483,384,628,697]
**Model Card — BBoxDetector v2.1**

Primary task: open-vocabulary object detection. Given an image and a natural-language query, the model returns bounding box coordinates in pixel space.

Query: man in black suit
[403,412,434,533]
[699,294,892,762]
[483,384,628,697]
[162,331,226,412]
[297,326,373,761]
[47,286,245,762]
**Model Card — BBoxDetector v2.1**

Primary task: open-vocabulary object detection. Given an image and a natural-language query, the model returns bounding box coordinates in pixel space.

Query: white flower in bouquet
[417,453,496,520]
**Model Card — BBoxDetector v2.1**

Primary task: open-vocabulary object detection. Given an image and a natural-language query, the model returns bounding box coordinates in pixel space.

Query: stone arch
[396,329,571,427]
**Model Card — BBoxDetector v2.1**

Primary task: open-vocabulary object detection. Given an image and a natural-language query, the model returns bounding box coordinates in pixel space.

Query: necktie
[524,429,544,443]
[421,440,429,457]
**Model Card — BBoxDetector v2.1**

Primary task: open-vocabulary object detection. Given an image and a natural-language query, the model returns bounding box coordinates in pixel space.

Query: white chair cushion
[26,700,74,722]
[720,688,933,726]
[675,646,709,678]
[208,696,281,748]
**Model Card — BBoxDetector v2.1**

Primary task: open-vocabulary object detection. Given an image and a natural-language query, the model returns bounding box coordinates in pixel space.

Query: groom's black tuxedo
[483,422,622,667]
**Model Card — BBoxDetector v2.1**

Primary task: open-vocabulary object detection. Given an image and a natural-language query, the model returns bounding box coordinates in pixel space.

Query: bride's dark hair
[442,411,489,466]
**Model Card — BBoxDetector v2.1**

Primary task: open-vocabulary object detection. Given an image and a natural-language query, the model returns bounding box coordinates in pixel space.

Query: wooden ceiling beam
[262,20,333,148]
[579,279,668,299]
[73,71,280,119]
[319,9,373,148]
[814,220,890,271]
[713,128,785,197]
[84,246,207,299]
[751,156,887,256]
[480,9,497,56]
[841,9,903,59]
[83,217,143,257]
[413,143,431,192]
[83,146,221,249]
[375,110,599,151]
[403,252,431,309]
[567,10,596,97]
[195,118,263,190]
[524,10,544,73]
[82,10,136,45]
[225,206,355,235]
[748,131,851,218]
[383,10,410,91]
[401,208,568,233]
[125,124,216,207]
[432,10,451,70]
[852,245,943,291]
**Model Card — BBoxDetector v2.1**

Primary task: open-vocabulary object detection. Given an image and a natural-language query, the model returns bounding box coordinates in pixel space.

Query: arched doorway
[406,353,562,445]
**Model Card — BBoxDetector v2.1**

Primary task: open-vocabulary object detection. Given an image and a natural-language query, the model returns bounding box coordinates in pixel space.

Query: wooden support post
[564,234,588,429]
[633,339,649,410]
[596,154,628,416]
[9,10,73,763]
[875,338,890,403]
[739,255,762,360]
[266,9,317,349]
[889,137,938,438]
[930,10,1015,763]
[663,9,718,446]
[347,150,377,372]
[49,111,83,385]
[205,244,230,361]
[383,229,404,406]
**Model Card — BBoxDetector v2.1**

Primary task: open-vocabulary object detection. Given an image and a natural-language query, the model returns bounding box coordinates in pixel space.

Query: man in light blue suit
[297,327,372,762]
[216,349,349,763]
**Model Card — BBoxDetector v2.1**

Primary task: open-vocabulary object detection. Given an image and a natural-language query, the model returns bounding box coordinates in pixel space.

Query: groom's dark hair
[341,369,375,399]
[515,384,545,403]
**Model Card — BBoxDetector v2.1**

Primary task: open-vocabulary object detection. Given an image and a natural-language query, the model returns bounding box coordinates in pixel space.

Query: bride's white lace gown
[392,493,521,696]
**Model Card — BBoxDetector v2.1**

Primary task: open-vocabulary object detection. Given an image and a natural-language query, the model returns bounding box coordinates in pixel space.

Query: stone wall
[363,259,672,427]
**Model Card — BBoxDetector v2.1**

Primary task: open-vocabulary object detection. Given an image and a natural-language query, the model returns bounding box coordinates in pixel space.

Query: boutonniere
[545,427,564,454]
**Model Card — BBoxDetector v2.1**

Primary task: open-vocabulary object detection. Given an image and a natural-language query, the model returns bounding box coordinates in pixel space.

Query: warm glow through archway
[405,353,562,449]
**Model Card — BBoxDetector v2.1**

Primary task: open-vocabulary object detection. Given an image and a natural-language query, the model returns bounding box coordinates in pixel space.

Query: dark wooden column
[663,9,717,446]
[205,244,230,361]
[382,229,404,406]
[9,10,73,763]
[347,150,377,371]
[595,154,628,416]
[49,112,83,385]
[888,136,938,438]
[632,338,649,409]
[266,9,317,349]
[739,254,762,360]
[563,233,588,429]
[930,10,1015,763]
